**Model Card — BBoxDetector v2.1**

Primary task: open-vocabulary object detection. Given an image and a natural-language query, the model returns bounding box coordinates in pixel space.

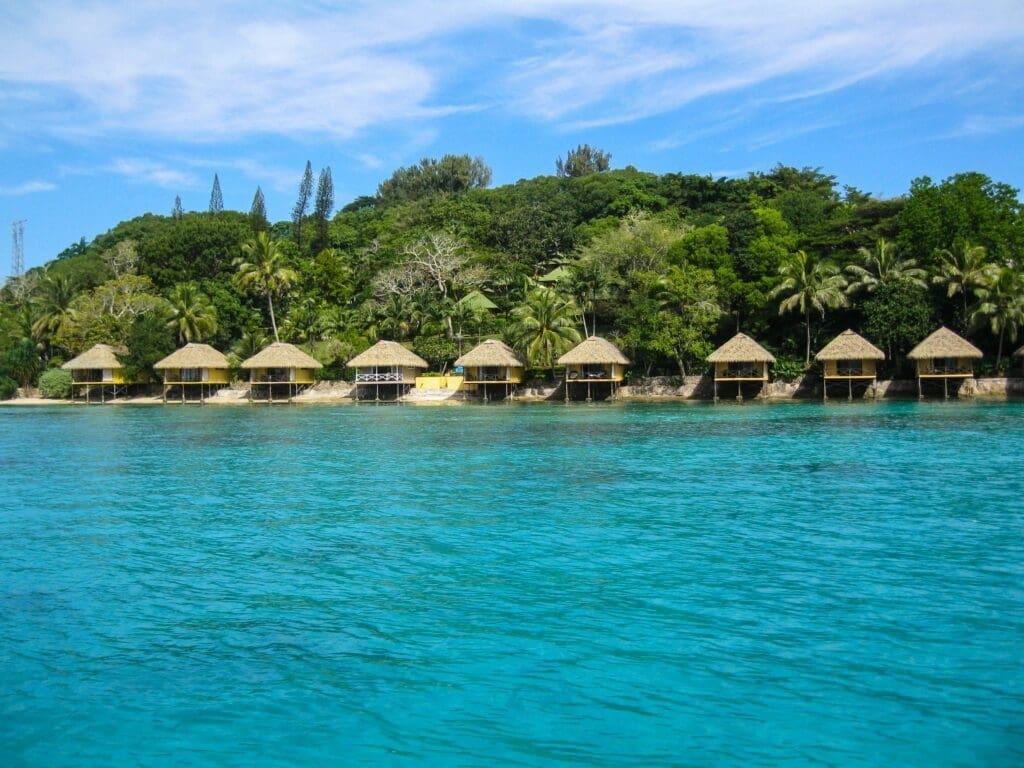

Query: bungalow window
[266,367,291,382]
[181,368,202,382]
[933,357,958,374]
[584,364,607,379]
[837,359,863,376]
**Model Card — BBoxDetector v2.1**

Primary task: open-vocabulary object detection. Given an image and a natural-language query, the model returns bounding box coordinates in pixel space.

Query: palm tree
[377,294,421,340]
[509,288,582,369]
[230,327,269,367]
[770,249,849,364]
[932,241,996,331]
[166,284,218,344]
[233,233,298,342]
[970,266,1024,370]
[567,258,612,337]
[845,237,926,295]
[31,273,77,354]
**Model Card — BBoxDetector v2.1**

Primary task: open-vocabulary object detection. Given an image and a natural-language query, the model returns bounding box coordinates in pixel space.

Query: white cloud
[0,180,57,195]
[109,158,197,189]
[0,0,1021,143]
[947,114,1024,138]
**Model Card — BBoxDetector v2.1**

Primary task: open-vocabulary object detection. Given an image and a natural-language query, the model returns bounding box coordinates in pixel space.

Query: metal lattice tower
[11,220,25,280]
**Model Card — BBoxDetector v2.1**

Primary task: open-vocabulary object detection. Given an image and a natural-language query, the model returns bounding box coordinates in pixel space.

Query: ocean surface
[1,401,1022,767]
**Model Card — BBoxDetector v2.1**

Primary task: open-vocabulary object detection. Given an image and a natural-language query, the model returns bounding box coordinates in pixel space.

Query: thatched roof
[240,342,323,370]
[347,340,428,369]
[557,336,630,366]
[907,327,983,360]
[455,339,524,368]
[1014,344,1024,358]
[707,333,776,363]
[815,329,885,361]
[154,343,229,370]
[457,290,498,313]
[62,344,124,370]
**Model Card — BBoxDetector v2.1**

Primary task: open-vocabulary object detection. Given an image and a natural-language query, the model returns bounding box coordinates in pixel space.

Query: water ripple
[0,401,1022,766]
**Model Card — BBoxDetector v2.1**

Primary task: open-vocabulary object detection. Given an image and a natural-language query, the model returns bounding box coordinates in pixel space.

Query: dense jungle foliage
[1,149,1022,395]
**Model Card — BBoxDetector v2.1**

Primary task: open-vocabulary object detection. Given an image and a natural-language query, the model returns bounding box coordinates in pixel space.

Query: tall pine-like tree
[313,166,334,250]
[172,195,183,221]
[209,174,223,214]
[292,161,313,249]
[249,186,268,232]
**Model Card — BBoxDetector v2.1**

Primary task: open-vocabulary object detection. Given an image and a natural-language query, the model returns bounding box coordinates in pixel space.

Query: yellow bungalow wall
[162,367,230,384]
[916,357,975,376]
[823,359,878,377]
[71,368,127,384]
[461,366,524,384]
[714,361,769,380]
[564,362,626,382]
[249,367,317,384]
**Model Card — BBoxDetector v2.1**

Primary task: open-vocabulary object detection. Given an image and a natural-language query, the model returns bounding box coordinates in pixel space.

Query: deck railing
[719,368,763,379]
[356,371,404,382]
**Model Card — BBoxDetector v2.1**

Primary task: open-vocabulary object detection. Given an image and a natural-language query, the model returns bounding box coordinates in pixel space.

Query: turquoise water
[1,401,1022,766]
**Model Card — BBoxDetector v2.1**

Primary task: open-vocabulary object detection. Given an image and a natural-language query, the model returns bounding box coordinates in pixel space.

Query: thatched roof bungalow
[62,344,126,382]
[62,344,128,401]
[347,340,428,400]
[907,327,982,398]
[815,329,885,400]
[907,327,982,375]
[557,336,630,400]
[707,333,775,401]
[456,340,524,383]
[455,340,524,399]
[154,343,230,402]
[241,342,322,400]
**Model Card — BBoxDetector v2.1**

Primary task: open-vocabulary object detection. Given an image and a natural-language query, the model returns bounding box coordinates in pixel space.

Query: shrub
[38,368,73,399]
[0,376,17,400]
[772,356,807,381]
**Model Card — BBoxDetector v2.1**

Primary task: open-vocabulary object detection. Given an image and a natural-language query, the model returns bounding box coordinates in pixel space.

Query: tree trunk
[268,293,279,343]
[580,307,589,338]
[997,325,1004,371]
[805,309,811,365]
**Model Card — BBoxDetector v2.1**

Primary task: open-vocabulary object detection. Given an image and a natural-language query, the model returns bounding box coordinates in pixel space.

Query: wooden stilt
[917,376,922,400]
[848,378,852,402]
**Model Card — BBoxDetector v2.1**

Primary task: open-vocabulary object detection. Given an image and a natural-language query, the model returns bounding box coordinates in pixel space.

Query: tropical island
[1,148,1022,402]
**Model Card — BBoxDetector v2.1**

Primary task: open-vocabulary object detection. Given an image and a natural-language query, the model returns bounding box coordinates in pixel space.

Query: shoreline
[3,375,1021,407]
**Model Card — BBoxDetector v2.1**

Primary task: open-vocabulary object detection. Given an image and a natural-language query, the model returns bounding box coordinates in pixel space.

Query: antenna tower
[11,219,25,280]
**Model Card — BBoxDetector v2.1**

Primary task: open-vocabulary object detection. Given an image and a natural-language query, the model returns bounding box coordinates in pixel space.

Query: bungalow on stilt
[62,344,129,403]
[707,333,775,402]
[907,327,983,399]
[557,336,630,401]
[347,340,428,402]
[241,342,322,402]
[153,343,230,403]
[454,339,524,401]
[815,329,885,401]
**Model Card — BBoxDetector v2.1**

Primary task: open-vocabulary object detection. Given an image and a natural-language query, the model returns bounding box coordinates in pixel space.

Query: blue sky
[2,0,1023,271]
